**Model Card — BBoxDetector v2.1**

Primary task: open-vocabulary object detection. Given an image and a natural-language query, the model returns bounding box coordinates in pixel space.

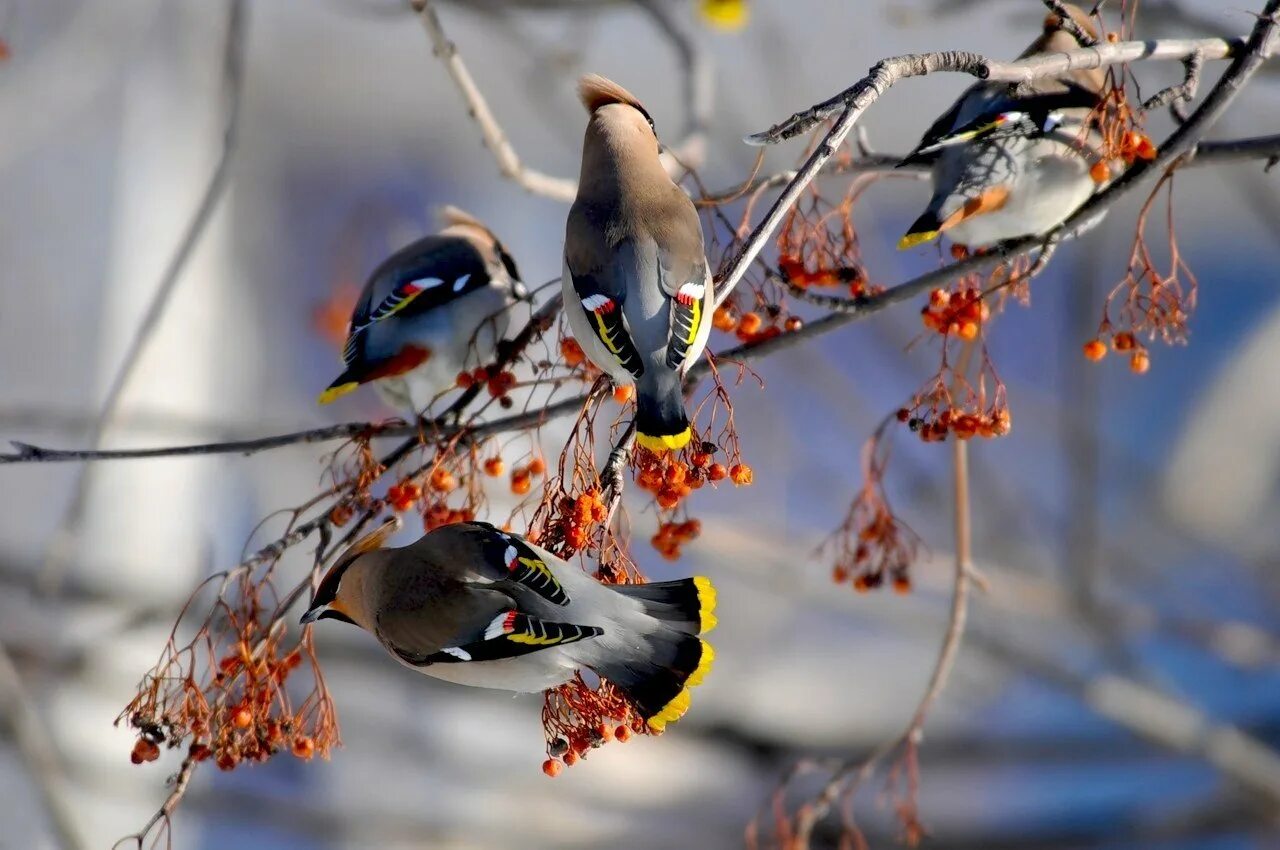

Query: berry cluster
[777,253,872,299]
[635,443,750,513]
[1083,330,1150,373]
[711,304,802,343]
[920,288,988,340]
[456,366,519,407]
[554,488,609,552]
[898,404,1011,442]
[651,519,702,561]
[825,426,922,594]
[123,614,337,775]
[510,456,546,496]
[540,674,648,776]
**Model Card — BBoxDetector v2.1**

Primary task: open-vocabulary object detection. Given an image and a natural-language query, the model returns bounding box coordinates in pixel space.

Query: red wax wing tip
[366,345,432,380]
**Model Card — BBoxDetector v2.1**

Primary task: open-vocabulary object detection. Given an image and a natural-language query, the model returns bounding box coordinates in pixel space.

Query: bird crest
[577,74,648,116]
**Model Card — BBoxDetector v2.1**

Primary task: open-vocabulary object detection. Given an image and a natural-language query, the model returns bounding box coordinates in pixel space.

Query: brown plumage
[577,73,651,116]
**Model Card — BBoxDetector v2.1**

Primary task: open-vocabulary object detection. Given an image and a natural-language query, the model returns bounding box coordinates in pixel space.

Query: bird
[897,4,1107,250]
[301,518,717,732]
[318,206,528,415]
[563,74,714,454]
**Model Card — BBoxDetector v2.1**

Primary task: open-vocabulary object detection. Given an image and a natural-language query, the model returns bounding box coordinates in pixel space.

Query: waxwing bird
[898,4,1106,249]
[564,74,713,454]
[318,206,528,414]
[302,519,717,731]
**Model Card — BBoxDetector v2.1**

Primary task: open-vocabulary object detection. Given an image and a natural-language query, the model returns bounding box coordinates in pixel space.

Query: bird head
[437,205,527,299]
[301,517,401,627]
[577,74,660,156]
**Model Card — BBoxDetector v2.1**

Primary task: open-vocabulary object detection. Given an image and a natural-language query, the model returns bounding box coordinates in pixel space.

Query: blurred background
[2,0,1279,848]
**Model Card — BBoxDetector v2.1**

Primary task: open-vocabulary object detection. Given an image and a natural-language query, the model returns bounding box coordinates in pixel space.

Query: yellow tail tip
[693,576,718,634]
[317,382,359,405]
[897,230,940,251]
[699,0,748,31]
[646,640,715,731]
[636,427,692,453]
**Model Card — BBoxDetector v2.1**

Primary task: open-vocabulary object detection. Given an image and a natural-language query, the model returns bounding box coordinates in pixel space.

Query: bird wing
[447,521,572,606]
[659,248,709,371]
[388,610,603,666]
[341,236,495,369]
[565,240,648,381]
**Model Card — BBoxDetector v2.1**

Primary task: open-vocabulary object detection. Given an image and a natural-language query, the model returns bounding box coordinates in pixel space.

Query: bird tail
[593,577,717,731]
[317,368,364,405]
[635,371,691,453]
[898,207,945,250]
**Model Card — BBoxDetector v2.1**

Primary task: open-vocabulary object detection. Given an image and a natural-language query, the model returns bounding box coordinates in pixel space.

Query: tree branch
[747,36,1250,145]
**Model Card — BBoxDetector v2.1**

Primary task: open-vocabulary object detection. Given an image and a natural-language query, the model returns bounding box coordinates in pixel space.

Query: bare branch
[414,0,714,198]
[411,0,578,201]
[1144,48,1205,110]
[747,36,1250,145]
[1042,0,1099,47]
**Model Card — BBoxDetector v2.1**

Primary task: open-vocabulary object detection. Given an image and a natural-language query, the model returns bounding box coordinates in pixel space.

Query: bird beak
[300,604,325,625]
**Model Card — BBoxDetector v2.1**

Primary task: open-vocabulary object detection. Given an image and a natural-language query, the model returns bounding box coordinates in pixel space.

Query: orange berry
[430,468,457,493]
[950,244,969,261]
[712,306,737,332]
[929,289,950,309]
[130,738,160,765]
[1106,31,1119,43]
[893,575,912,594]
[707,463,727,482]
[615,725,633,742]
[1113,331,1136,352]
[231,706,252,729]
[483,457,504,477]
[528,457,547,477]
[957,321,979,341]
[456,371,474,389]
[689,451,710,469]
[328,503,354,527]
[1136,137,1158,160]
[1130,351,1151,374]
[1090,160,1110,184]
[292,736,316,760]
[656,487,681,510]
[665,464,688,485]
[613,385,634,404]
[511,473,532,496]
[729,463,753,486]
[1083,339,1107,361]
[563,750,580,766]
[738,312,763,335]
[778,254,806,282]
[784,316,803,332]
[542,758,563,777]
[560,337,585,367]
[597,724,615,742]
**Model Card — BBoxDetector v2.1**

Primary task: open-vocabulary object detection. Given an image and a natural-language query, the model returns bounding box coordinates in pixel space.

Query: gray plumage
[319,207,526,413]
[900,5,1107,248]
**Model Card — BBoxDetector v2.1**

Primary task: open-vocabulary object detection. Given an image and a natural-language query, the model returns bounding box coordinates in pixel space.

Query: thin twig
[747,36,1248,145]
[1144,47,1205,110]
[791,344,977,846]
[411,0,578,201]
[1042,0,1099,47]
